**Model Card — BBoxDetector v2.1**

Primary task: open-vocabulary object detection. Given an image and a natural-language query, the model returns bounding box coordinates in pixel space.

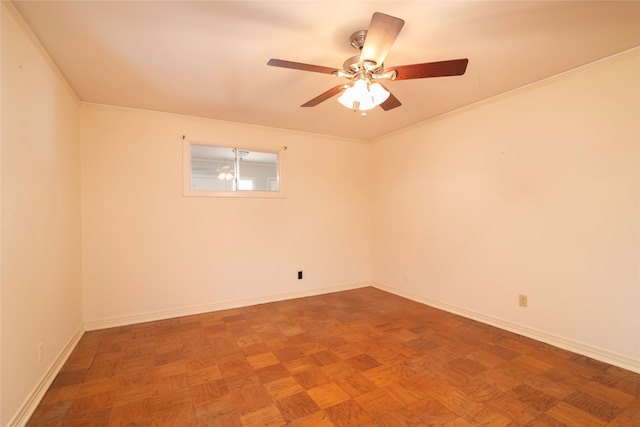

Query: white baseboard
[84,282,370,331]
[8,325,85,427]
[372,281,640,375]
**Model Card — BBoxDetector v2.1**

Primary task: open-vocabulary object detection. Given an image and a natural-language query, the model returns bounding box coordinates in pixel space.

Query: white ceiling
[12,1,640,141]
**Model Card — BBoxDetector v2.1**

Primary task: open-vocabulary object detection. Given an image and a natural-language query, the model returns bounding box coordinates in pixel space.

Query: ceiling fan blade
[301,85,345,107]
[390,59,469,80]
[267,59,337,74]
[359,12,405,68]
[379,88,401,111]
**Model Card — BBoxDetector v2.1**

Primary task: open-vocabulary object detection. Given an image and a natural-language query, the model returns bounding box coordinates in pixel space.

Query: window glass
[237,151,278,192]
[190,145,236,191]
[184,141,285,198]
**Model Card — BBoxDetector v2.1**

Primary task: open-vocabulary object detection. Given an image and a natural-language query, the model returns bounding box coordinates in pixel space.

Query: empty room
[2,1,639,426]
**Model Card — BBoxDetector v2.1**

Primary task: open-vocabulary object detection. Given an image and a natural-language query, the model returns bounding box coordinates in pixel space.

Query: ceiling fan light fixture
[216,165,234,181]
[352,79,374,109]
[337,81,361,109]
[217,171,234,181]
[369,82,390,104]
[337,78,389,112]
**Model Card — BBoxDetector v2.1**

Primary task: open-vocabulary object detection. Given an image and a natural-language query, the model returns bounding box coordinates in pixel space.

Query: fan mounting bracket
[349,30,367,50]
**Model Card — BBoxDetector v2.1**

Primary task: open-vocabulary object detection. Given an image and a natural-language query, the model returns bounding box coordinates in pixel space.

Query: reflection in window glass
[238,179,254,190]
[238,151,278,192]
[189,145,279,193]
[190,145,236,191]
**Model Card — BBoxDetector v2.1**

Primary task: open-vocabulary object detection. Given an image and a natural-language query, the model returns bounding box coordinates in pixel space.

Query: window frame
[183,139,286,198]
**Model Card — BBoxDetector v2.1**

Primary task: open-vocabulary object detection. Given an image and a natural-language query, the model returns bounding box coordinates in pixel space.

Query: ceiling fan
[267,12,469,116]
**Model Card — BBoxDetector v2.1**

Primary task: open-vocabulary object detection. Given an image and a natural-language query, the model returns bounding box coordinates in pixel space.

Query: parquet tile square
[108,397,153,426]
[230,383,272,415]
[411,399,462,425]
[454,377,503,403]
[191,379,229,405]
[346,353,381,371]
[224,374,262,393]
[511,383,558,412]
[448,357,488,375]
[241,342,271,358]
[467,349,507,368]
[485,390,539,423]
[246,352,279,369]
[65,390,116,420]
[275,391,321,422]
[61,352,95,373]
[524,373,576,400]
[154,359,188,378]
[26,287,640,426]
[563,390,623,422]
[152,373,190,397]
[218,358,254,380]
[39,384,82,407]
[114,382,153,405]
[187,365,224,386]
[361,363,401,388]
[334,372,379,398]
[596,371,640,396]
[151,389,192,414]
[293,366,332,389]
[49,369,89,389]
[76,378,118,398]
[287,410,334,427]
[470,411,514,426]
[64,408,112,427]
[254,363,290,384]
[580,380,636,407]
[382,381,425,406]
[240,404,287,427]
[193,395,236,424]
[183,352,215,371]
[354,388,403,417]
[545,401,608,426]
[526,413,571,426]
[26,402,74,427]
[154,348,184,366]
[426,379,487,421]
[152,404,196,427]
[311,349,341,366]
[263,376,304,401]
[306,382,351,409]
[372,344,414,364]
[318,360,357,381]
[323,399,374,426]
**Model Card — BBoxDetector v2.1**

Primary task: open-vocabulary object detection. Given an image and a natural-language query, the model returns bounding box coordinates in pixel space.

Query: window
[183,140,286,198]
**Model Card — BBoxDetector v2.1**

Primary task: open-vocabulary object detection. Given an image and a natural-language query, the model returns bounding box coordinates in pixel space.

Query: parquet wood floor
[27,287,640,426]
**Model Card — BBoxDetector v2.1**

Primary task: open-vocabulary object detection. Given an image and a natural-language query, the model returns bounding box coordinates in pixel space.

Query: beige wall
[81,105,371,328]
[1,4,83,426]
[371,52,640,370]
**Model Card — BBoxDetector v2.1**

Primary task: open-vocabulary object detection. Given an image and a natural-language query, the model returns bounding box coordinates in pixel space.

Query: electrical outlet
[519,294,528,308]
[38,342,43,362]
[298,271,303,280]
